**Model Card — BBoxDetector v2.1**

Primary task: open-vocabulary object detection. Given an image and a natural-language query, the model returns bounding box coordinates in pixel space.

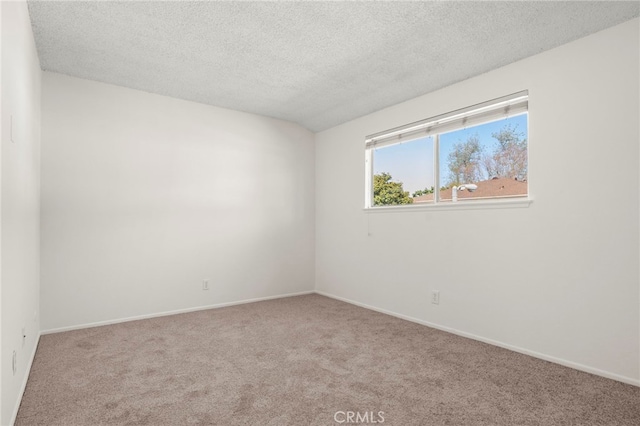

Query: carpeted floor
[16,294,640,425]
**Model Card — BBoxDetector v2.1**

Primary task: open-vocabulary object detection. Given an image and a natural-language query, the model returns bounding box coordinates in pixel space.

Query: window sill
[364,197,533,213]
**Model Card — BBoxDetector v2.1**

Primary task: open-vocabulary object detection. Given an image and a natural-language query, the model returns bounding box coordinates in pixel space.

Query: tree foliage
[445,124,527,187]
[486,124,527,181]
[412,187,434,197]
[373,172,413,206]
[446,136,483,186]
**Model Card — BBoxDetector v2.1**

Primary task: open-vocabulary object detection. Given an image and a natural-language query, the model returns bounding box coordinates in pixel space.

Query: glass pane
[372,136,434,206]
[438,114,528,202]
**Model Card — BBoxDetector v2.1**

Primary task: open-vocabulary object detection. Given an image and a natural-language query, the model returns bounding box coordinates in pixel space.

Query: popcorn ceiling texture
[27,1,639,132]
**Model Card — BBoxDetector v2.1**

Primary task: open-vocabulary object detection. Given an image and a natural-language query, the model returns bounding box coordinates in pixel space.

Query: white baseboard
[41,290,315,335]
[10,332,41,426]
[315,290,640,388]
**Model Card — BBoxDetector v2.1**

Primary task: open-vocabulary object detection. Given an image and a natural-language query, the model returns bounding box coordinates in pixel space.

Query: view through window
[365,92,528,208]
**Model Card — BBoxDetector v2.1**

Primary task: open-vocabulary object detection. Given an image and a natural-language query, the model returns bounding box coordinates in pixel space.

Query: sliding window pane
[372,136,434,206]
[438,114,528,201]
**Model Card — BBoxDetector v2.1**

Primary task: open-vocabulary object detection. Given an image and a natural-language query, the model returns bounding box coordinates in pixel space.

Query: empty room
[2,0,639,425]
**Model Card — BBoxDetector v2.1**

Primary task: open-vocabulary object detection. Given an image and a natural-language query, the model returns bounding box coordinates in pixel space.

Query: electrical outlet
[202,280,209,290]
[12,351,17,375]
[431,290,440,305]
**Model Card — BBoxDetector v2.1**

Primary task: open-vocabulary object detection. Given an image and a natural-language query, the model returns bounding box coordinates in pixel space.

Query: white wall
[41,73,315,332]
[315,18,640,385]
[1,1,42,424]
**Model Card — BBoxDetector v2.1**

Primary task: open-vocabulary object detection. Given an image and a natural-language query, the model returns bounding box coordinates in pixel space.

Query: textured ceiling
[27,1,639,132]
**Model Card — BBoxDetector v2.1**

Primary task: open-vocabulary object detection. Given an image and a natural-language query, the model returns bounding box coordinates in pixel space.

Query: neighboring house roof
[413,177,527,203]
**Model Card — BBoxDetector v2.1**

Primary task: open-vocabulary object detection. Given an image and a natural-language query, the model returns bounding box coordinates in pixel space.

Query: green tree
[412,187,434,197]
[446,135,483,187]
[373,172,413,206]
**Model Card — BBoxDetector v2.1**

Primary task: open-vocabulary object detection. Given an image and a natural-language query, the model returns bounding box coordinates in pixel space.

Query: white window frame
[364,91,531,211]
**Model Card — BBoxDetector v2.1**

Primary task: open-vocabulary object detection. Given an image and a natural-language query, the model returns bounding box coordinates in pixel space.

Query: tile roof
[413,177,527,203]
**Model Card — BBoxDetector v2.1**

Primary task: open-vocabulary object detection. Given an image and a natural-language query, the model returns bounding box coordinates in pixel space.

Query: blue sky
[372,114,527,195]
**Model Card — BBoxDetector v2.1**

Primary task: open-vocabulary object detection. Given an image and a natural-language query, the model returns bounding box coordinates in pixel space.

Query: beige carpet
[16,294,640,425]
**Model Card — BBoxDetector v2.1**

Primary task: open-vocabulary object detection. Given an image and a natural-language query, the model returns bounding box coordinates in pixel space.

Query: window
[365,91,528,208]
